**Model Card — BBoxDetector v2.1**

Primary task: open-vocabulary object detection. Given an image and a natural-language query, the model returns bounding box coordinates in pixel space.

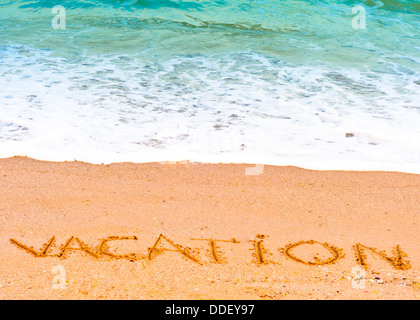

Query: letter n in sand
[353,243,411,270]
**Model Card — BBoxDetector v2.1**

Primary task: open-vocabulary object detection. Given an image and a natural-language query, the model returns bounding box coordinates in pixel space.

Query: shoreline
[0,156,419,299]
[1,155,420,175]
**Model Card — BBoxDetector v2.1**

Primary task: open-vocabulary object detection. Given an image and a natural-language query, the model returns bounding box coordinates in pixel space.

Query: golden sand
[0,156,419,299]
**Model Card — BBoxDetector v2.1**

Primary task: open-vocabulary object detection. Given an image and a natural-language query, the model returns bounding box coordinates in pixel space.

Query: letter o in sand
[282,240,343,265]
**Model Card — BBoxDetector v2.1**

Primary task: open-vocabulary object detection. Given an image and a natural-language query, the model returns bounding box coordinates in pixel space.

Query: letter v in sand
[10,237,56,257]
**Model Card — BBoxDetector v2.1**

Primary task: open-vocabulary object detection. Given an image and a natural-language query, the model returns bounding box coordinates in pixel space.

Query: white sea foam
[0,45,419,173]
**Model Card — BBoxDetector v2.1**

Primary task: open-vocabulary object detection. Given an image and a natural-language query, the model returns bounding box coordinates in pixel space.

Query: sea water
[0,0,419,172]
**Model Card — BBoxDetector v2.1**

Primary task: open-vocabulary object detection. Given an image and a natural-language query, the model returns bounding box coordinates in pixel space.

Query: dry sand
[0,156,419,300]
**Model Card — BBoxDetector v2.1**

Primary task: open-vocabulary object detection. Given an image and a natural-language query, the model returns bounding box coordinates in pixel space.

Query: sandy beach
[2,0,419,305]
[0,156,419,300]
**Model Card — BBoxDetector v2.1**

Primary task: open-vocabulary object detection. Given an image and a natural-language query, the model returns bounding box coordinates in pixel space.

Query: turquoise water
[1,1,419,171]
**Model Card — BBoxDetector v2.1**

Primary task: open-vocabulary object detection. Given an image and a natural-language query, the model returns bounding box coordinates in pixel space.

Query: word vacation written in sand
[9,233,412,271]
